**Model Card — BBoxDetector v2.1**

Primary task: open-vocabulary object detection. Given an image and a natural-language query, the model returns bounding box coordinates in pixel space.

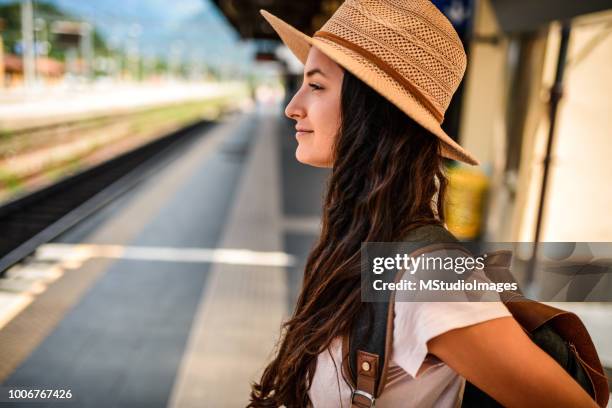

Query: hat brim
[260,9,480,166]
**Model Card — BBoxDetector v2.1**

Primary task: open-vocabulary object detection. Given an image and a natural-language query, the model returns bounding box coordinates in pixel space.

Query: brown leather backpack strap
[351,350,379,408]
[345,224,469,405]
[504,297,565,332]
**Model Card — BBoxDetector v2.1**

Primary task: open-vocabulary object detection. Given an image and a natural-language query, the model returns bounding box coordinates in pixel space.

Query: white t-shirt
[307,248,513,407]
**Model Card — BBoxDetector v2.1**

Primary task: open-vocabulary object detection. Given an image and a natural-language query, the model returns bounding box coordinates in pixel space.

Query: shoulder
[400,223,458,243]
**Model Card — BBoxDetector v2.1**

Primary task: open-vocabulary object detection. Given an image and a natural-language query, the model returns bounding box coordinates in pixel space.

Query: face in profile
[284,46,344,168]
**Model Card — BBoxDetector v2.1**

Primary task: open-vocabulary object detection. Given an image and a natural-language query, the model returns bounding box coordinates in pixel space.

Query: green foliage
[0,1,110,61]
[0,168,22,192]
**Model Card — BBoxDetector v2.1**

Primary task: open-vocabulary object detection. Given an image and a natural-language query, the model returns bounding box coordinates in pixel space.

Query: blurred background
[0,0,610,406]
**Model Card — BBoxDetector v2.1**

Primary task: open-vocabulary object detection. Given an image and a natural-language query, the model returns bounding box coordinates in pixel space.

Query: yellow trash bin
[444,166,489,240]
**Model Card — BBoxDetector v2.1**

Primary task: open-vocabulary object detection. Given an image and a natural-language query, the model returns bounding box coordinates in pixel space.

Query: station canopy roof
[211,0,342,40]
[490,0,611,32]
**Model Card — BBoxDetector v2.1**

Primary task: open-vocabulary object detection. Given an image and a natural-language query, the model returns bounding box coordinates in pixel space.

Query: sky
[0,0,256,72]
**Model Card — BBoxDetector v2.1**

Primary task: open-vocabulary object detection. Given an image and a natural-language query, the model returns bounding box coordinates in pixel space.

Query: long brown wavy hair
[248,68,450,407]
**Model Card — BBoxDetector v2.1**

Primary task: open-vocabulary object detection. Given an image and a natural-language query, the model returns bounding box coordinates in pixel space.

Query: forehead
[304,46,343,76]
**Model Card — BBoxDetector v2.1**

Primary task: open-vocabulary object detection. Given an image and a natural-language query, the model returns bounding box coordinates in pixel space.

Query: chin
[295,150,331,168]
[295,150,314,166]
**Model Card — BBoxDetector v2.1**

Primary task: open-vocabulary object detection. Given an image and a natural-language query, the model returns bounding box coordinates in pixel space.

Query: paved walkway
[168,106,288,407]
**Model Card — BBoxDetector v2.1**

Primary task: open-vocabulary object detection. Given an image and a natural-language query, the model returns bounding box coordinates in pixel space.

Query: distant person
[249,1,600,407]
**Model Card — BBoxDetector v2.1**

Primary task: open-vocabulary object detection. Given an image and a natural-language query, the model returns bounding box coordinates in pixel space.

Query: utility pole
[128,23,141,81]
[21,0,36,88]
[80,21,94,81]
[0,18,5,88]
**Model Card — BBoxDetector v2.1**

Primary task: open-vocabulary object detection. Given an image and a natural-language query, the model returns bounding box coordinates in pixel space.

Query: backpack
[343,223,609,408]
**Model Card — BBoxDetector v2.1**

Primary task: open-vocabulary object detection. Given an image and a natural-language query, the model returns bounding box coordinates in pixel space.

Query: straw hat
[260,0,479,166]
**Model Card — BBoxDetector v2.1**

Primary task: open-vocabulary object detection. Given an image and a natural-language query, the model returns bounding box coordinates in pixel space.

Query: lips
[295,128,313,139]
[295,131,313,139]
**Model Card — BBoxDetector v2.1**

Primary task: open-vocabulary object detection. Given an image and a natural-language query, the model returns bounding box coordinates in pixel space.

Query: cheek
[311,97,341,142]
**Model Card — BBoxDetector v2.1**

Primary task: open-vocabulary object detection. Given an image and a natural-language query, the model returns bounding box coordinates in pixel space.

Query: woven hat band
[313,30,444,123]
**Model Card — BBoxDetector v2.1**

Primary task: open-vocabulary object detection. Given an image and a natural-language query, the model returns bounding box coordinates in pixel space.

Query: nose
[284,91,305,120]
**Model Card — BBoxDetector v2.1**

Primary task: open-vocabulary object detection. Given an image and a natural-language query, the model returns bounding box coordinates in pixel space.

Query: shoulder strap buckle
[351,389,376,408]
[351,350,379,407]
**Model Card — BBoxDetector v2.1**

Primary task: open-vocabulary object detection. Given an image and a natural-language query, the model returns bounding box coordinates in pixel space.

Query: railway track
[0,118,217,275]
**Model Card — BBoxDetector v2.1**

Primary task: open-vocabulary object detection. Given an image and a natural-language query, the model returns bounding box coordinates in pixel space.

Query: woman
[249,1,599,407]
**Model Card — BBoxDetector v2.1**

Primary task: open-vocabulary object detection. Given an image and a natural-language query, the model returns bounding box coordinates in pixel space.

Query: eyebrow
[305,68,327,78]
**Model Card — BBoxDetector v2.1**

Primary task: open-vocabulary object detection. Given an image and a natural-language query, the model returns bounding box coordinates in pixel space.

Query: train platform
[0,82,246,131]
[0,103,328,407]
[0,104,610,407]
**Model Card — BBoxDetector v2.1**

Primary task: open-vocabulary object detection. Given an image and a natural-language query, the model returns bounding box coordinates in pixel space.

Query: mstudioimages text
[373,279,519,293]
